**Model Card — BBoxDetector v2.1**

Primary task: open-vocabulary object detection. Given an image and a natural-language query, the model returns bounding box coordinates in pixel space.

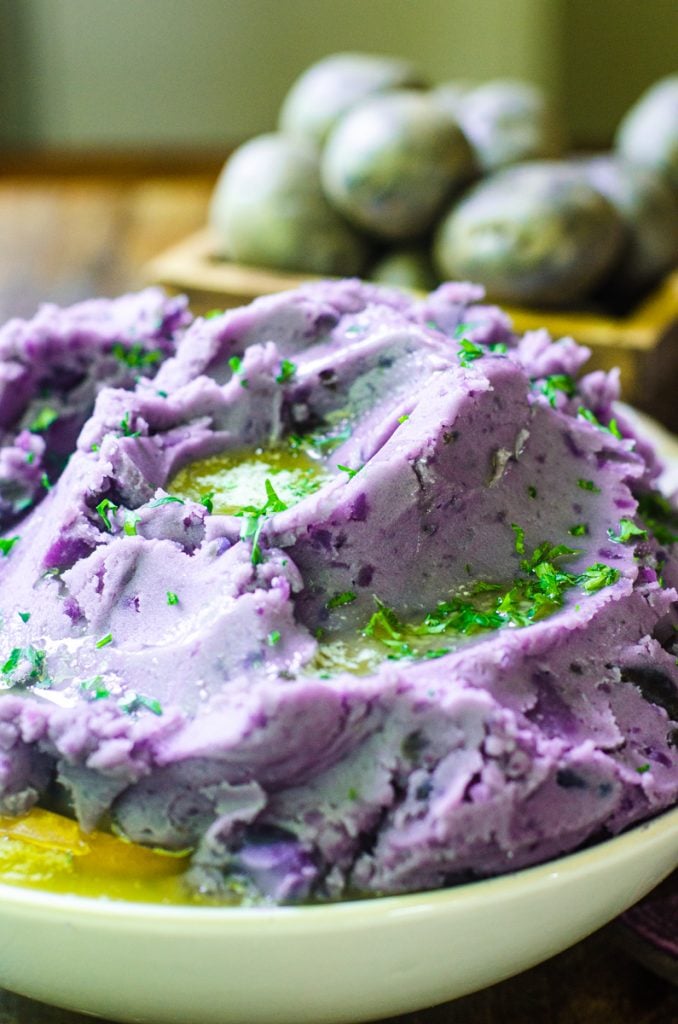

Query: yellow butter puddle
[0,807,200,904]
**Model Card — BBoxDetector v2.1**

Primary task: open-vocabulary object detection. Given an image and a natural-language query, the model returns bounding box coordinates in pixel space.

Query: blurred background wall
[0,0,676,155]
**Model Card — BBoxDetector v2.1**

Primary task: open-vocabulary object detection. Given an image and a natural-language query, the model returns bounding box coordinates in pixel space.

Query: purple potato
[433,161,624,306]
[616,75,678,194]
[209,133,369,276]
[278,51,424,148]
[321,90,476,241]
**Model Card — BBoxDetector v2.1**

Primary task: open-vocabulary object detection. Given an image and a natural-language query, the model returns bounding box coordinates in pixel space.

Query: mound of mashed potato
[0,280,676,903]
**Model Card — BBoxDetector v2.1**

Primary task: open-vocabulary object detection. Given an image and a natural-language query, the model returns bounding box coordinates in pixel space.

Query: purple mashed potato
[0,279,676,904]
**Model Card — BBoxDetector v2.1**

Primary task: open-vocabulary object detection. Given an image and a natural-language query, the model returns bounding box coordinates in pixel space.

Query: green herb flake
[337,464,361,480]
[119,692,163,716]
[275,359,297,384]
[636,763,651,774]
[111,342,162,370]
[489,342,508,354]
[457,337,484,367]
[347,787,359,801]
[267,630,281,647]
[568,523,589,537]
[327,591,357,610]
[148,495,185,508]
[577,479,600,493]
[96,498,118,531]
[25,451,35,465]
[538,374,576,407]
[80,676,110,700]
[123,511,142,536]
[200,491,215,514]
[204,309,223,320]
[41,472,52,491]
[607,518,648,544]
[575,563,620,593]
[166,591,179,606]
[0,536,20,556]
[228,355,242,374]
[95,633,113,649]
[527,485,538,499]
[1,645,48,687]
[510,523,526,555]
[28,407,58,433]
[397,414,410,424]
[18,611,30,623]
[119,412,140,438]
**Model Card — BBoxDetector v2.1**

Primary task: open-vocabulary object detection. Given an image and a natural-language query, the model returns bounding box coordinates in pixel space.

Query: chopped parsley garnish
[577,479,600,493]
[28,407,58,433]
[148,495,185,508]
[1,645,49,687]
[41,472,52,491]
[18,611,30,623]
[235,478,289,564]
[577,406,623,439]
[569,523,588,537]
[327,591,357,610]
[488,341,508,354]
[95,633,113,649]
[457,338,484,367]
[397,414,410,424]
[200,491,214,514]
[119,411,140,438]
[228,355,242,373]
[275,359,297,384]
[636,763,651,774]
[360,541,620,662]
[453,322,474,338]
[510,523,526,555]
[0,536,20,556]
[267,630,281,646]
[204,309,223,320]
[576,563,621,593]
[124,511,142,536]
[337,464,361,480]
[25,451,35,465]
[538,374,576,407]
[166,591,179,606]
[96,498,118,531]
[80,676,110,700]
[527,485,538,499]
[119,692,163,716]
[607,518,648,544]
[111,342,162,369]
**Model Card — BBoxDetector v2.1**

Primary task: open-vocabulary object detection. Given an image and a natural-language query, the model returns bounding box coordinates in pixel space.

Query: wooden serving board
[144,227,678,407]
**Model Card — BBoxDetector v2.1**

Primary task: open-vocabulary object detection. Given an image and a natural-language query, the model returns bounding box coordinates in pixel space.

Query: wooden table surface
[0,162,676,1024]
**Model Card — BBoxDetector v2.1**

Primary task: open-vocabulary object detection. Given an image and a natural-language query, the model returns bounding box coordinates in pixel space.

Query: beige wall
[0,0,674,152]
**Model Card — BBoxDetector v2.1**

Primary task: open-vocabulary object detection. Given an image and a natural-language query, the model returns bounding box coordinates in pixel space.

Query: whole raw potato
[321,89,476,241]
[209,133,369,275]
[278,51,423,147]
[454,79,565,173]
[583,155,678,298]
[433,161,624,306]
[370,246,437,291]
[616,75,678,193]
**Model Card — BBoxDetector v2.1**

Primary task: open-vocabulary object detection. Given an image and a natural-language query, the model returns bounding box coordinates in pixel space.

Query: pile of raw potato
[210,53,678,310]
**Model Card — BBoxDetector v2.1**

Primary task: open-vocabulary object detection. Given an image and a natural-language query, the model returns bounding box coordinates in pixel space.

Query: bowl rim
[1,803,676,925]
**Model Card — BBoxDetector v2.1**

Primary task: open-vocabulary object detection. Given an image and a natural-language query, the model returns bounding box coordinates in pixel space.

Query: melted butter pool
[170,446,331,514]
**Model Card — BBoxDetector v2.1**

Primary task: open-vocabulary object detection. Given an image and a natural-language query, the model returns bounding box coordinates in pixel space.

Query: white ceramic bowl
[1,805,677,1024]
